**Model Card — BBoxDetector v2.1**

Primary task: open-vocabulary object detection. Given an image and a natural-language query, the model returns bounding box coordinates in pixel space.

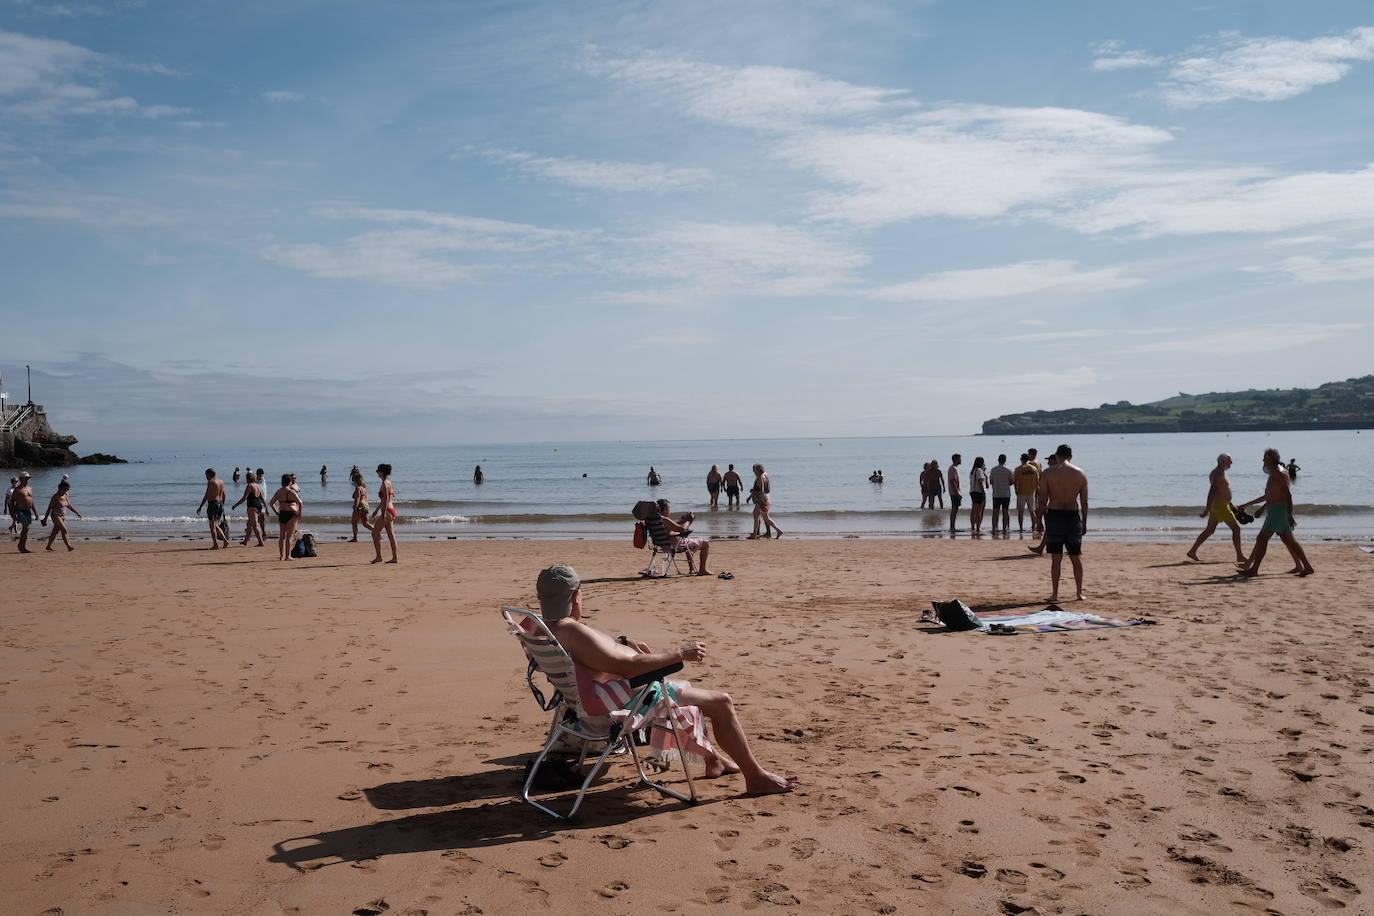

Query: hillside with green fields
[982,376,1374,435]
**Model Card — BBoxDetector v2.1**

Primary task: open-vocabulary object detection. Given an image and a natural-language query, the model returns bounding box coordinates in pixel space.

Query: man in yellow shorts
[1186,453,1247,564]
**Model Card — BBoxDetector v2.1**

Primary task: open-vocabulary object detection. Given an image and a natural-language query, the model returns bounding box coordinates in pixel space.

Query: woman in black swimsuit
[269,473,302,561]
[231,476,270,547]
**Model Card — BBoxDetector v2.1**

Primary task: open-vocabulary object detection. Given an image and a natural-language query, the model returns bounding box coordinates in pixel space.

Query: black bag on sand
[300,532,317,558]
[933,599,981,631]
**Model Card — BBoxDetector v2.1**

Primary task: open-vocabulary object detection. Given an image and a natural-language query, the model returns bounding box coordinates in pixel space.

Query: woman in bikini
[42,480,82,551]
[349,471,373,541]
[232,474,270,547]
[371,463,398,564]
[269,473,303,561]
[747,463,782,539]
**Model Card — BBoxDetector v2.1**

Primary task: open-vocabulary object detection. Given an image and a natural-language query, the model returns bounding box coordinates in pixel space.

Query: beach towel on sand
[974,607,1149,633]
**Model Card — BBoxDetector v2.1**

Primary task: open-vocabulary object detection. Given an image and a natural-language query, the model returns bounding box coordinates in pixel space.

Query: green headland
[982,375,1374,435]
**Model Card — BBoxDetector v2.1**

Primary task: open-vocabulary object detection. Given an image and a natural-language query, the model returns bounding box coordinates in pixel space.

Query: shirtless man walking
[10,472,38,553]
[1035,444,1088,601]
[1186,454,1247,564]
[1237,448,1315,578]
[196,468,231,549]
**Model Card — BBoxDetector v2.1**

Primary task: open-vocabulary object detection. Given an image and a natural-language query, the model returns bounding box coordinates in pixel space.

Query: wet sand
[2,538,1370,914]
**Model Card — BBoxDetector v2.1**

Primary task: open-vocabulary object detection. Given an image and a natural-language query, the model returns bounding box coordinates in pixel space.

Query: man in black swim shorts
[196,467,231,550]
[722,464,744,509]
[1034,444,1088,602]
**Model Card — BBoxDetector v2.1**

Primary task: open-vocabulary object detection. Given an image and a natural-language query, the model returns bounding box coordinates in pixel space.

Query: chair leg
[626,719,697,806]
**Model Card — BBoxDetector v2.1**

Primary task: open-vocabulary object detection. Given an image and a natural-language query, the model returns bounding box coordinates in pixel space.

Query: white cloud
[586,50,913,129]
[261,90,306,102]
[609,220,869,303]
[871,259,1144,302]
[0,189,179,228]
[1136,322,1364,354]
[0,28,183,118]
[1242,253,1374,284]
[486,149,713,192]
[261,203,592,289]
[1052,164,1374,237]
[1090,41,1165,71]
[1161,27,1374,107]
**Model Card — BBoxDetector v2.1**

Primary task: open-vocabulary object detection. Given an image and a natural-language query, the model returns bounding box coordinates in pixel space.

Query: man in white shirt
[988,454,1014,535]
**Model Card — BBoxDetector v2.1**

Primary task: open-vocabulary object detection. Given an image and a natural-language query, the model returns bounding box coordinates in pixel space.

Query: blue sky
[1,0,1371,449]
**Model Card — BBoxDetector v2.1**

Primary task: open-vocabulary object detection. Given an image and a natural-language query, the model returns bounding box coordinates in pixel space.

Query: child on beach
[42,480,82,551]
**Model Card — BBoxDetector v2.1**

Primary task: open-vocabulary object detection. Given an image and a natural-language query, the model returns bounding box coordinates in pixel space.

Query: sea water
[8,430,1371,542]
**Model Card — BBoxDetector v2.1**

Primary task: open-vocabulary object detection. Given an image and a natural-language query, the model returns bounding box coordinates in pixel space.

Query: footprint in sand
[537,852,567,868]
[351,901,389,916]
[595,834,633,849]
[994,868,1028,887]
[705,887,731,904]
[597,880,630,899]
[1029,863,1065,881]
[789,838,818,860]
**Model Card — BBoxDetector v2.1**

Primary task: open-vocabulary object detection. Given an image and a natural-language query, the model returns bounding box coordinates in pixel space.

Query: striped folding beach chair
[501,606,699,819]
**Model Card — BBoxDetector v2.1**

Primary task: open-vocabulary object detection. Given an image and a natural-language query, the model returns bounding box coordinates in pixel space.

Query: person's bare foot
[1287,566,1303,574]
[349,537,358,542]
[1235,560,1250,569]
[744,771,800,795]
[18,547,31,553]
[386,559,398,564]
[697,569,712,576]
[1074,592,1086,601]
[1238,568,1258,578]
[45,545,54,551]
[1298,566,1315,577]
[1048,594,1059,603]
[1185,550,1200,561]
[67,545,74,551]
[747,533,762,539]
[703,754,741,779]
[371,558,384,564]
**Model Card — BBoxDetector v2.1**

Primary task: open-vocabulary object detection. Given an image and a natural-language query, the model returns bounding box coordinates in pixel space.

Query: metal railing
[0,403,35,433]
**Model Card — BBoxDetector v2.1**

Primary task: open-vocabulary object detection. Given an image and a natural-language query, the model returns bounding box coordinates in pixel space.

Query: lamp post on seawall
[27,364,33,404]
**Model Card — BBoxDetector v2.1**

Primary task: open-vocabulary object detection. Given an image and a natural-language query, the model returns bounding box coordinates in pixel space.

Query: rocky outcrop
[78,452,127,465]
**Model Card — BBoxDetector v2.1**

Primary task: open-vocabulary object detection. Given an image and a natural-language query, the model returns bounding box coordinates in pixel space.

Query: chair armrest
[628,662,684,687]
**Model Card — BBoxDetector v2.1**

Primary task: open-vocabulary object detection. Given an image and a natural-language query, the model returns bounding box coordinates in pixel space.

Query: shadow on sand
[268,769,714,870]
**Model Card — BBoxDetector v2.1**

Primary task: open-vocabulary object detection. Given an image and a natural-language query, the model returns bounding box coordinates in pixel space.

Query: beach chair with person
[634,499,692,577]
[502,605,699,819]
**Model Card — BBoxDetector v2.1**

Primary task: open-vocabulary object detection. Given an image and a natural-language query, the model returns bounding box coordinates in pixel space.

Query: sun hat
[536,564,581,620]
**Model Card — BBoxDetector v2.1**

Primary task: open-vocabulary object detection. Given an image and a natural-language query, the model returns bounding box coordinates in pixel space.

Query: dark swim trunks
[14,508,33,525]
[992,496,1010,510]
[725,485,740,498]
[206,500,225,522]
[949,493,963,509]
[1044,508,1083,556]
[970,491,986,505]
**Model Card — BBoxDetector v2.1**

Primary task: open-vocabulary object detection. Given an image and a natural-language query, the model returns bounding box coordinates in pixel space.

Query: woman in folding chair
[537,565,798,796]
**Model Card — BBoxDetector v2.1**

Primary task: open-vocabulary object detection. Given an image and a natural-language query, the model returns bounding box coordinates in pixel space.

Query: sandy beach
[2,537,1371,915]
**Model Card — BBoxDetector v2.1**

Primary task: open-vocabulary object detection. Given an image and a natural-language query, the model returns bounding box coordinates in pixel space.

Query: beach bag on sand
[933,599,980,631]
[633,521,647,549]
[300,532,317,558]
